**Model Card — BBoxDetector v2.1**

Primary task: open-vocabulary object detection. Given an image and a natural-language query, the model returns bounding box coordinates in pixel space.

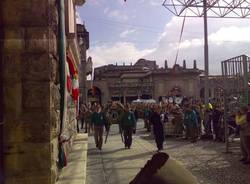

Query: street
[86,120,250,184]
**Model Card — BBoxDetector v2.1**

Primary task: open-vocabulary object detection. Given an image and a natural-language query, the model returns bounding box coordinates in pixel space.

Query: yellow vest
[235,114,247,125]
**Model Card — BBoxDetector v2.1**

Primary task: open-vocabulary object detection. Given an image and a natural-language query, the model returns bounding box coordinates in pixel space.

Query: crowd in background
[77,97,250,164]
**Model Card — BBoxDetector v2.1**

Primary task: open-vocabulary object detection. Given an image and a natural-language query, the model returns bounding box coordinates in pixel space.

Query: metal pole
[223,61,229,152]
[58,0,67,134]
[243,55,248,105]
[203,0,209,105]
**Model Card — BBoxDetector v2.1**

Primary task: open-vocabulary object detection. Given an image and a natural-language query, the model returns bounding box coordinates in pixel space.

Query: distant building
[77,23,91,104]
[87,59,203,105]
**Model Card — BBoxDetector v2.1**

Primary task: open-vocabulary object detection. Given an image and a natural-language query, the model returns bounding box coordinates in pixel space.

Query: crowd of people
[77,98,250,165]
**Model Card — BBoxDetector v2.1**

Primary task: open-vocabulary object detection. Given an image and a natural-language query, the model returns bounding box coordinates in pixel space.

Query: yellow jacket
[235,114,247,126]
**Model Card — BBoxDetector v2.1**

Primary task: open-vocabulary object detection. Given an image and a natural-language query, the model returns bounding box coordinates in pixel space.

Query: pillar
[1,1,60,183]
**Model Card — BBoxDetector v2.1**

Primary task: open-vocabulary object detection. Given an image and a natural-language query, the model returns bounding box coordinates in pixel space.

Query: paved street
[86,120,250,184]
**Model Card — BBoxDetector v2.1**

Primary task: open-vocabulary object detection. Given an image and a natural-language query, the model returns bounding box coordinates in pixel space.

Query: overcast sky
[77,0,250,75]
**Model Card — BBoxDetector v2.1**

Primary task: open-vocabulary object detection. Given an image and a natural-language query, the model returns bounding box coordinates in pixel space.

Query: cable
[174,13,187,65]
[84,16,164,33]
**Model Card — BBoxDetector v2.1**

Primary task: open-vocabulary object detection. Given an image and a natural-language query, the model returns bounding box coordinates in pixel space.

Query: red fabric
[66,51,79,103]
[67,54,78,76]
[72,88,79,102]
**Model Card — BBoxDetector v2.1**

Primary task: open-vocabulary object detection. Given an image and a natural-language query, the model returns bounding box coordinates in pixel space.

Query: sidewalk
[57,133,88,184]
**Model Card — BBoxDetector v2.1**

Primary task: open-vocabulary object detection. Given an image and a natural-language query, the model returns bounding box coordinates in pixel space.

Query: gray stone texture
[1,0,61,183]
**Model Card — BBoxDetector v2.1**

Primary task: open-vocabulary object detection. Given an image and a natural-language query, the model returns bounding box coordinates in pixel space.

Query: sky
[77,0,250,75]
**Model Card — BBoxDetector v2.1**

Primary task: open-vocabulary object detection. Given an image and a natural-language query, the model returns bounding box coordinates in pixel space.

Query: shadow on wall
[0,0,4,182]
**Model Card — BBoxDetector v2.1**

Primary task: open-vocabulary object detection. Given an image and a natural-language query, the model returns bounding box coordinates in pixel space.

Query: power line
[83,16,164,33]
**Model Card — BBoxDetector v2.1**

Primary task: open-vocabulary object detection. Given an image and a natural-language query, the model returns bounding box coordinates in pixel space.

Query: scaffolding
[221,54,250,152]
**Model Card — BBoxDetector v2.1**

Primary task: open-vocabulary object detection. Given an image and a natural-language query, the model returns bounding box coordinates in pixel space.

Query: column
[1,1,60,183]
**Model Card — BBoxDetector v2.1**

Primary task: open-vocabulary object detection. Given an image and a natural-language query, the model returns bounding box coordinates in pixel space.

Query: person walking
[91,104,108,150]
[144,105,151,132]
[84,105,93,133]
[132,105,139,134]
[236,106,250,165]
[184,105,198,143]
[121,105,136,149]
[79,104,85,130]
[151,105,165,151]
[212,105,223,141]
[172,106,184,137]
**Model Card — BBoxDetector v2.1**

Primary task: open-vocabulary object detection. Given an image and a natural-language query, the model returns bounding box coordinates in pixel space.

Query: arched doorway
[87,86,102,104]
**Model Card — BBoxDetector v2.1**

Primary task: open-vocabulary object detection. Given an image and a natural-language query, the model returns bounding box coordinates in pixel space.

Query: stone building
[88,59,203,105]
[77,23,92,104]
[0,0,88,183]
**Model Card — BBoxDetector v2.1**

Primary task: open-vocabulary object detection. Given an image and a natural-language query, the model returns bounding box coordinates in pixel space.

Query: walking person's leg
[155,137,162,151]
[124,127,128,148]
[127,127,133,148]
[85,120,88,133]
[240,132,247,161]
[81,118,84,129]
[98,126,104,150]
[77,119,80,133]
[244,136,250,164]
[94,126,99,148]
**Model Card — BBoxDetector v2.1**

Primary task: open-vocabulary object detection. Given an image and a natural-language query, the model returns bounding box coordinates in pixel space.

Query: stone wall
[1,0,60,183]
[153,74,200,99]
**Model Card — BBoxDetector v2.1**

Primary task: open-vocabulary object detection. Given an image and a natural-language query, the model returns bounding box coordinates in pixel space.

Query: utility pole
[203,0,209,105]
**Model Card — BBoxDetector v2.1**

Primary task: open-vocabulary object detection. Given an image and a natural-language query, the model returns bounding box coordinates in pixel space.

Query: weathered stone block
[4,143,50,167]
[24,27,57,54]
[50,108,60,136]
[5,171,51,184]
[21,53,52,81]
[4,143,52,184]
[2,0,57,27]
[22,81,50,109]
[4,119,50,144]
[2,54,22,83]
[3,83,22,120]
[21,109,50,123]
[3,28,25,52]
[51,84,60,110]
[3,124,26,143]
[51,55,59,84]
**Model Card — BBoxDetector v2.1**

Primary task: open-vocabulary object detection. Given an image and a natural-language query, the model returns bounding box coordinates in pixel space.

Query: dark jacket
[121,111,136,128]
[91,112,107,127]
[151,111,164,139]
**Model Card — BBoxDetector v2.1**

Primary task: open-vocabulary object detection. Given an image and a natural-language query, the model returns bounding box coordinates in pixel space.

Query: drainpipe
[58,0,67,134]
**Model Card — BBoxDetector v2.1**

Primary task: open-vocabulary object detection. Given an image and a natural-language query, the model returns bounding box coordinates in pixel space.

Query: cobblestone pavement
[86,120,250,184]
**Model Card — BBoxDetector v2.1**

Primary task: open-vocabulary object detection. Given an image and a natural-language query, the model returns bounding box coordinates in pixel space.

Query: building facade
[0,0,88,183]
[88,59,203,105]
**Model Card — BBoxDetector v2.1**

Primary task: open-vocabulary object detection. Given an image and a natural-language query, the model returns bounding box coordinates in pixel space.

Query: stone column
[80,61,87,104]
[1,1,60,184]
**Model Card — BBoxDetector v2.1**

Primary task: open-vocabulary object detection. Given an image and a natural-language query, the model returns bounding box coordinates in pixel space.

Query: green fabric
[121,111,136,127]
[91,112,107,126]
[184,110,198,128]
